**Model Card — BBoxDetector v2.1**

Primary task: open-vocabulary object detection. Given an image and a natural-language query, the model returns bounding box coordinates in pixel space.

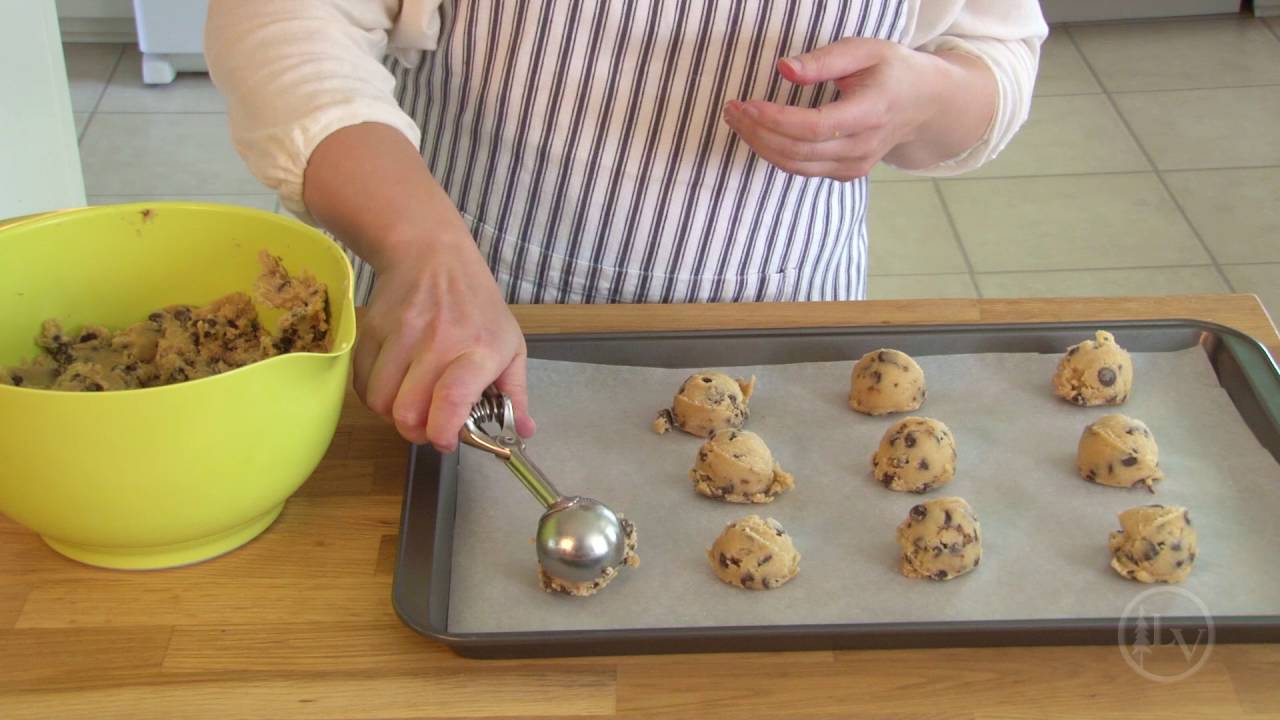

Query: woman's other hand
[723,38,998,179]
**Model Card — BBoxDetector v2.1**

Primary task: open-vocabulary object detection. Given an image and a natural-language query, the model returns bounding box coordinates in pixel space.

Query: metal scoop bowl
[459,390,632,585]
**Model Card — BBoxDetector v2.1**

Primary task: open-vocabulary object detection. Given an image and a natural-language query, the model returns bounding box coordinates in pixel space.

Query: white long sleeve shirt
[206,0,1046,304]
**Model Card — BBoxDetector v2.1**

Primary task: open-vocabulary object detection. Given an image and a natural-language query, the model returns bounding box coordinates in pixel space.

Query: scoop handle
[459,390,563,509]
[499,439,562,509]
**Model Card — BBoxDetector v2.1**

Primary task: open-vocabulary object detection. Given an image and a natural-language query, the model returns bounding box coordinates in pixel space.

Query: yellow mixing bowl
[0,202,356,569]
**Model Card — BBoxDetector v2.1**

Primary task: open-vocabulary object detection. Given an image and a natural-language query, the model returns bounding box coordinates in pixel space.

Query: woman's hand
[723,38,997,179]
[303,122,534,451]
[354,233,535,451]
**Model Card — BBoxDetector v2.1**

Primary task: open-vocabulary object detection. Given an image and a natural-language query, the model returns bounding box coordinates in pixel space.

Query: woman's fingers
[362,334,416,421]
[424,350,506,452]
[722,36,900,183]
[390,347,448,445]
[728,94,886,143]
[495,348,536,438]
[351,331,380,405]
[728,99,848,143]
[726,103,845,159]
[725,104,873,180]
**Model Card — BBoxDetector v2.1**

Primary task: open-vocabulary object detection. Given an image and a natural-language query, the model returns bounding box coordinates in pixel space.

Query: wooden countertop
[2,295,1278,719]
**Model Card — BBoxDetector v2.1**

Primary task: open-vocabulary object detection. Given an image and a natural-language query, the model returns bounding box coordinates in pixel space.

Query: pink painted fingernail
[781,57,803,75]
[740,103,760,120]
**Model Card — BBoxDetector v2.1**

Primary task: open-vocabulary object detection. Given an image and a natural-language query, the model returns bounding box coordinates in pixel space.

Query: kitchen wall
[56,0,134,42]
[1041,0,1241,22]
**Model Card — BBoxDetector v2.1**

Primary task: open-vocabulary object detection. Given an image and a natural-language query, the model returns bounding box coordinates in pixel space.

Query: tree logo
[1118,586,1214,682]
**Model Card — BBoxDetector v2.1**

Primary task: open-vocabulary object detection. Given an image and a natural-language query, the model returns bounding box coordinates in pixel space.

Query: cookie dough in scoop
[538,515,640,597]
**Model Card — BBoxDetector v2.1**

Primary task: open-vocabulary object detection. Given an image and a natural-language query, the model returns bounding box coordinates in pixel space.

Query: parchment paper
[447,348,1280,632]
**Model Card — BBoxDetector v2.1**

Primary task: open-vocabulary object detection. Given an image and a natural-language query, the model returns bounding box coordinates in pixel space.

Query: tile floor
[64,14,1279,316]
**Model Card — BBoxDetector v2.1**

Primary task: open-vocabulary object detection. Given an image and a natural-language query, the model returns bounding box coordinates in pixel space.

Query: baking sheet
[447,347,1280,633]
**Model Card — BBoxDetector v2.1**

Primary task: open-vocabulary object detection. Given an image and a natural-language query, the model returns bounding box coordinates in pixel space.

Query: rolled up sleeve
[204,0,423,221]
[898,0,1048,176]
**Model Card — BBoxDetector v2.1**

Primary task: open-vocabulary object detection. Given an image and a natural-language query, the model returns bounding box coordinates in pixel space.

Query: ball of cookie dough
[707,515,800,590]
[1053,330,1134,406]
[871,417,957,493]
[1109,505,1197,584]
[691,429,795,503]
[849,349,926,416]
[653,371,755,437]
[897,497,982,581]
[1077,414,1164,492]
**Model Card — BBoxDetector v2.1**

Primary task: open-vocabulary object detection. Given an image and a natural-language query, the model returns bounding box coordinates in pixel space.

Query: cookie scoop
[461,391,638,596]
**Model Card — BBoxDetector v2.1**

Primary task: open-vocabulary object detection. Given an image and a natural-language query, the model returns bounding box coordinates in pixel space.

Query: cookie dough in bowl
[849,348,925,416]
[1053,330,1133,406]
[691,429,795,503]
[707,515,800,590]
[1,252,330,391]
[1077,414,1163,492]
[0,202,356,571]
[897,497,982,581]
[871,416,957,493]
[653,371,755,437]
[1109,505,1197,584]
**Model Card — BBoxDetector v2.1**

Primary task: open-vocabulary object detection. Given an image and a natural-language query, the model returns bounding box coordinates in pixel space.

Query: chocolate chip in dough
[1098,367,1117,387]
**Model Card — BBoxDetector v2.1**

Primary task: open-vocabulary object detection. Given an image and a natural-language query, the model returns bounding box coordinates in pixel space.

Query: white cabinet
[132,0,210,84]
[1,1,86,217]
[55,0,209,83]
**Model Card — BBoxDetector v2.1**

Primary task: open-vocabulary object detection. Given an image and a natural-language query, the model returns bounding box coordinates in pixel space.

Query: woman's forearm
[883,51,998,171]
[302,122,474,271]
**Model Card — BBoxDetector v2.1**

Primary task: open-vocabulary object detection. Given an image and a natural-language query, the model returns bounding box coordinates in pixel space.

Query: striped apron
[350,0,908,305]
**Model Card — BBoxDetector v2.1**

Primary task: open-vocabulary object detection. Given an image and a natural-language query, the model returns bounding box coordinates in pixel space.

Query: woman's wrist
[884,50,997,170]
[302,122,478,272]
[377,214,477,272]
